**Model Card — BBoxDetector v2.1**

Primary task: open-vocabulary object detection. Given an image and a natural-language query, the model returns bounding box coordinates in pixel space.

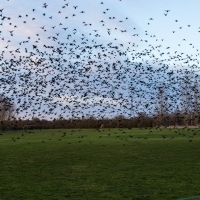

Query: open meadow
[0,128,200,200]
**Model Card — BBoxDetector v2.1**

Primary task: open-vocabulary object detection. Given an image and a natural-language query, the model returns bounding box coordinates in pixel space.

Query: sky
[0,0,200,120]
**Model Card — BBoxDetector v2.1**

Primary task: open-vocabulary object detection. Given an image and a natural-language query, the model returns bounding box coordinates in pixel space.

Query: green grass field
[0,128,200,200]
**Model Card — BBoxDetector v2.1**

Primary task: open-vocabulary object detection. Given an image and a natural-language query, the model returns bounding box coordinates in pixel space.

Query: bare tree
[194,75,199,126]
[0,96,14,120]
[181,75,189,127]
[157,83,168,127]
[0,96,15,131]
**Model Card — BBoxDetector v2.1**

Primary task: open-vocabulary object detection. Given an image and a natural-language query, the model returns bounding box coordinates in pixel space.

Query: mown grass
[0,128,200,200]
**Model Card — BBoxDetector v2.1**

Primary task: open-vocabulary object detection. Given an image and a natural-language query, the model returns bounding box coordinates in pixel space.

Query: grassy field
[0,128,200,200]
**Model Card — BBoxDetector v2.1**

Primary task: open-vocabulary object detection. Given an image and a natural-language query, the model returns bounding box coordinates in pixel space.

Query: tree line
[1,112,200,132]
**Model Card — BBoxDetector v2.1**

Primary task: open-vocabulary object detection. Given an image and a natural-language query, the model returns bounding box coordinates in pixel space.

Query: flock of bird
[0,0,200,120]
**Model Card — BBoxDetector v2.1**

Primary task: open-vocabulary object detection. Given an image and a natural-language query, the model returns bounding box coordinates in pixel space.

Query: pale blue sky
[0,0,200,119]
[1,0,200,54]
